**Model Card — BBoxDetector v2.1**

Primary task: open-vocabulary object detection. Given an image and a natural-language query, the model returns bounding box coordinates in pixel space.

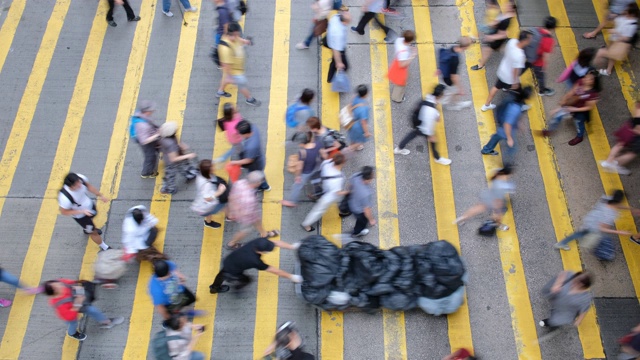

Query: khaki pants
[391,85,405,103]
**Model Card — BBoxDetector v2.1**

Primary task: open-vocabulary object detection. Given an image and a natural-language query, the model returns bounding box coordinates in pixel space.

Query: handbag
[313,18,328,36]
[287,153,301,174]
[332,70,351,93]
[614,120,637,145]
[339,103,364,130]
[387,58,409,86]
[225,163,242,182]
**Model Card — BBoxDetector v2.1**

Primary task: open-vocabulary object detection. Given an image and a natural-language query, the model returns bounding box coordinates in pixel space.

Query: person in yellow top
[216,22,261,106]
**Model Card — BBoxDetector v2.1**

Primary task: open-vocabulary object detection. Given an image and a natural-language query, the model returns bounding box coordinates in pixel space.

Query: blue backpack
[438,47,456,79]
[285,103,311,128]
[332,0,342,10]
[129,116,145,140]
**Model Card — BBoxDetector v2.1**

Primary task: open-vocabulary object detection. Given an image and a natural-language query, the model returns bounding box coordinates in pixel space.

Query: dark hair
[573,271,593,289]
[236,120,252,135]
[361,166,374,180]
[222,103,234,121]
[585,69,602,93]
[132,208,144,225]
[487,0,498,5]
[199,159,213,179]
[519,30,532,42]
[168,313,183,330]
[491,165,513,180]
[306,116,321,130]
[608,190,625,204]
[228,22,242,33]
[153,260,170,278]
[300,89,315,104]
[332,152,346,165]
[64,173,81,187]
[544,16,557,30]
[302,131,314,144]
[433,84,446,98]
[627,3,640,18]
[253,237,276,252]
[356,84,368,98]
[577,48,596,67]
[515,86,533,103]
[43,280,56,296]
[402,30,415,43]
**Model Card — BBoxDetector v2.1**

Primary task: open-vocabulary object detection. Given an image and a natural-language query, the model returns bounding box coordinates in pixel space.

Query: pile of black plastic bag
[297,235,467,315]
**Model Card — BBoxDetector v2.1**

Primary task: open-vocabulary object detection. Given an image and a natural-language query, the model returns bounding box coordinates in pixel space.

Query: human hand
[369,219,377,226]
[337,63,346,70]
[364,132,371,138]
[82,209,95,217]
[187,153,197,160]
[99,195,110,203]
[507,138,514,147]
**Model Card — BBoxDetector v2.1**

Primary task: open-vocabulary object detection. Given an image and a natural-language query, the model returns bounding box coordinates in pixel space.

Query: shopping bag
[387,59,408,86]
[331,70,351,93]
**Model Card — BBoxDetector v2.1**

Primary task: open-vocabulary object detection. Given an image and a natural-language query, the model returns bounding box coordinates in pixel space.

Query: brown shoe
[568,136,583,146]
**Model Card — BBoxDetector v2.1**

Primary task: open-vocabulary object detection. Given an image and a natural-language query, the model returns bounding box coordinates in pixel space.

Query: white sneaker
[481,103,496,112]
[521,104,531,112]
[354,229,370,237]
[600,160,618,171]
[185,6,198,12]
[498,224,509,231]
[162,10,174,17]
[553,242,570,251]
[599,69,610,76]
[617,165,631,175]
[394,147,410,155]
[295,42,309,50]
[435,157,452,165]
[457,100,472,109]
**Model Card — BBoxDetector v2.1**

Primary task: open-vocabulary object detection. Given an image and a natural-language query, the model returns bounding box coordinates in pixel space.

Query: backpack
[306,161,343,201]
[629,21,639,47]
[339,103,365,129]
[60,178,87,207]
[285,103,311,128]
[332,0,343,10]
[211,176,230,204]
[524,28,551,63]
[411,100,435,129]
[321,129,347,150]
[129,116,146,141]
[211,40,230,67]
[152,330,183,360]
[238,0,247,15]
[437,47,456,79]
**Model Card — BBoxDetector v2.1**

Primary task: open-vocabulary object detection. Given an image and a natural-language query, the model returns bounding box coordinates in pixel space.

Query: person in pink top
[216,103,243,163]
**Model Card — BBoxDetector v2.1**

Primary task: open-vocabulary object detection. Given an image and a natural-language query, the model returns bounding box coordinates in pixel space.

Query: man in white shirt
[301,153,347,232]
[481,30,532,112]
[58,173,111,250]
[326,9,352,83]
[394,84,452,165]
[122,205,167,262]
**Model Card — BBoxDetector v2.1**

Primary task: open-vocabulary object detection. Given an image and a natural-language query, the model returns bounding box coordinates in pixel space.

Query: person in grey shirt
[539,271,593,329]
[583,0,636,39]
[326,9,352,83]
[346,166,377,237]
[132,100,161,178]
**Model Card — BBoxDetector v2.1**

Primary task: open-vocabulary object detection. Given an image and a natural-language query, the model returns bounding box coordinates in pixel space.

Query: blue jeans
[0,269,23,289]
[66,305,108,335]
[548,111,588,138]
[190,352,205,360]
[163,0,192,12]
[214,33,222,46]
[286,172,314,203]
[557,229,590,246]
[303,23,315,47]
[481,132,517,163]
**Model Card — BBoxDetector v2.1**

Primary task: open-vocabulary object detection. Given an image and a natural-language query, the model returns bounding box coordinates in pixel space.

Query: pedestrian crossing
[0,0,639,359]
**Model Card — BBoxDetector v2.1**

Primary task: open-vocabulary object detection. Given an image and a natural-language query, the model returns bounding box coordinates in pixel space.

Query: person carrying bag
[388,30,417,103]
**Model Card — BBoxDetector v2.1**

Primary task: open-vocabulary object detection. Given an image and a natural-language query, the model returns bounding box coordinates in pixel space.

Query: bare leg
[616,152,637,166]
[218,73,231,93]
[228,229,250,247]
[254,221,267,238]
[484,86,499,106]
[584,13,611,38]
[456,204,488,223]
[239,87,252,100]
[89,231,103,246]
[606,58,615,74]
[477,47,493,68]
[606,142,625,162]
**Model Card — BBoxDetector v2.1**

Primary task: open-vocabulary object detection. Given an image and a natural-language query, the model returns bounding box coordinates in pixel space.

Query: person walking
[121,205,168,262]
[542,69,601,146]
[307,116,344,159]
[216,22,261,106]
[158,122,198,195]
[131,100,160,178]
[106,0,140,27]
[523,16,557,96]
[44,279,124,341]
[601,101,640,175]
[162,0,197,17]
[285,89,316,130]
[214,0,231,46]
[58,173,111,251]
[437,36,473,110]
[553,190,634,251]
[618,323,640,360]
[326,9,352,83]
[394,84,452,166]
[301,153,347,232]
[539,271,593,330]
[262,321,315,360]
[0,266,41,308]
[470,0,517,71]
[296,0,333,50]
[215,103,244,163]
[191,159,228,229]
[164,313,206,360]
[583,0,636,39]
[481,86,533,164]
[209,237,302,294]
[481,30,532,112]
[346,166,376,237]
[350,0,396,42]
[148,260,197,328]
[388,30,417,103]
[594,3,639,76]
[229,120,270,191]
[347,85,372,151]
[281,132,321,208]
[558,47,596,90]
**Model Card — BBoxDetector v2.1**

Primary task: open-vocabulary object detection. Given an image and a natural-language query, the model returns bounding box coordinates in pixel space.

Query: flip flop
[266,230,280,238]
[225,243,242,250]
[582,33,597,39]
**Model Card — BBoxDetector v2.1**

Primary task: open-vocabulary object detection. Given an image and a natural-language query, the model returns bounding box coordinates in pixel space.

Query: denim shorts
[201,202,226,217]
[232,74,248,89]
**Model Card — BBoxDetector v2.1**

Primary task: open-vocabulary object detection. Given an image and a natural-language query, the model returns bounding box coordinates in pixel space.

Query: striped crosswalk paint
[0,0,26,76]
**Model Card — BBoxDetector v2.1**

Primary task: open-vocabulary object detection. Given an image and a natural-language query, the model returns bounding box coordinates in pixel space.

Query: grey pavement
[0,0,639,359]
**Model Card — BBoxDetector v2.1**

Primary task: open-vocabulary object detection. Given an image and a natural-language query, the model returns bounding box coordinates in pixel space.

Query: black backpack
[211,176,230,204]
[411,100,435,129]
[306,161,343,201]
[210,40,230,67]
[321,129,347,150]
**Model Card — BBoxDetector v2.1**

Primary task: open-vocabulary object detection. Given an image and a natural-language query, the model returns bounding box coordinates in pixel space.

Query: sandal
[266,230,280,238]
[225,243,242,250]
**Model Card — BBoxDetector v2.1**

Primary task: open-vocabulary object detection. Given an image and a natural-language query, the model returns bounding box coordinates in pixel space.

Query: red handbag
[387,58,408,86]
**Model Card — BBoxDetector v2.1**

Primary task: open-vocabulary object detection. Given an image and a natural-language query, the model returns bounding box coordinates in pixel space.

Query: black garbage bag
[379,291,417,311]
[366,250,402,296]
[298,235,341,287]
[338,241,387,294]
[349,293,381,309]
[301,283,332,305]
[415,240,465,299]
[390,246,416,291]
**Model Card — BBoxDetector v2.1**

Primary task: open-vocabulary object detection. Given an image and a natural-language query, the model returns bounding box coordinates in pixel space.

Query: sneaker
[245,98,261,106]
[521,104,531,112]
[209,284,230,294]
[381,7,399,15]
[215,91,232,98]
[295,42,309,50]
[598,69,610,76]
[600,160,618,171]
[617,165,632,176]
[470,64,484,71]
[258,185,271,192]
[162,10,174,17]
[394,147,410,155]
[128,16,141,22]
[204,220,221,229]
[107,20,117,27]
[353,229,370,237]
[141,172,159,178]
[539,88,556,96]
[454,101,472,110]
[100,317,125,329]
[0,298,12,307]
[96,229,103,235]
[539,320,546,327]
[225,216,233,222]
[630,235,640,245]
[497,224,509,231]
[541,129,552,137]
[481,150,499,156]
[350,26,361,34]
[69,332,87,341]
[553,243,570,251]
[481,103,496,112]
[185,6,198,12]
[568,136,583,146]
[435,157,452,165]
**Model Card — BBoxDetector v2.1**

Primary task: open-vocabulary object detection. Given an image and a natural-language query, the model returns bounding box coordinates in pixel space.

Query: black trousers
[327,50,349,83]
[398,130,441,159]
[352,212,368,235]
[521,62,547,92]
[145,226,158,247]
[211,271,251,289]
[353,12,390,35]
[107,0,136,21]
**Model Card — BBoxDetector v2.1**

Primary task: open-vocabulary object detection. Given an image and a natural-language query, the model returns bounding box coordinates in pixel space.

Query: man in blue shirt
[229,120,270,191]
[148,260,196,327]
[346,166,376,237]
[481,87,532,165]
[214,0,231,46]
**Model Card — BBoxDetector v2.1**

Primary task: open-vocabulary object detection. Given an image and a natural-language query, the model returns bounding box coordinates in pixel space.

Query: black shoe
[630,236,640,245]
[258,185,271,192]
[338,212,352,218]
[128,16,141,22]
[209,284,230,294]
[204,220,221,229]
[69,332,87,341]
[215,91,232,98]
[245,98,261,106]
[162,320,169,329]
[96,229,103,235]
[107,20,117,27]
[481,150,499,156]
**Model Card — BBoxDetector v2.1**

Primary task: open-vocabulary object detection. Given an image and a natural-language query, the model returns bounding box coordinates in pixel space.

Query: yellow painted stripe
[551,0,640,301]
[252,0,290,357]
[319,43,344,359]
[366,14,407,360]
[412,0,474,354]
[0,1,79,358]
[0,0,26,75]
[121,2,202,359]
[462,0,541,357]
[192,6,248,358]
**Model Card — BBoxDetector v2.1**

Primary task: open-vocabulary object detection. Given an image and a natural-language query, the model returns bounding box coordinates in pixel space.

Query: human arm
[599,223,632,236]
[264,266,302,282]
[85,182,109,203]
[364,207,376,226]
[511,68,521,89]
[272,240,296,250]
[483,29,507,42]
[574,311,587,326]
[173,269,187,284]
[229,157,254,166]
[333,49,345,70]
[361,119,371,138]
[263,340,277,356]
[504,123,514,147]
[139,132,160,145]
[156,305,171,320]
[59,207,95,217]
[565,99,598,113]
[550,271,569,294]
